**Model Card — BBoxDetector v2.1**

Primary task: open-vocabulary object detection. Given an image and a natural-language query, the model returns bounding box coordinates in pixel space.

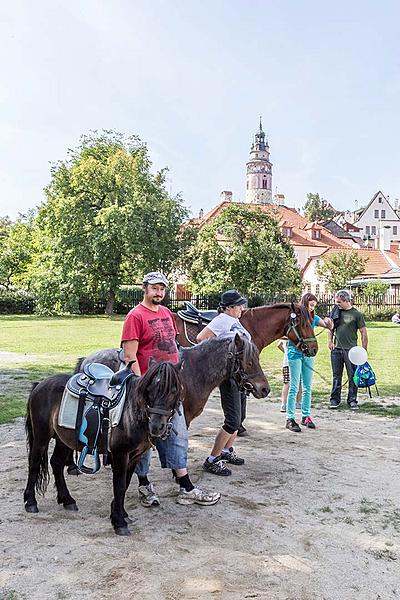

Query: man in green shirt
[328,290,368,410]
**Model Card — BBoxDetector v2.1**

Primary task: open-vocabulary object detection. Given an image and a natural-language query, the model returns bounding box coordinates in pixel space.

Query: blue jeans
[135,406,188,476]
[286,347,315,420]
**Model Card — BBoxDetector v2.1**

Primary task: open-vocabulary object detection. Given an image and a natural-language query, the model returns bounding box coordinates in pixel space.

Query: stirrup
[78,446,101,474]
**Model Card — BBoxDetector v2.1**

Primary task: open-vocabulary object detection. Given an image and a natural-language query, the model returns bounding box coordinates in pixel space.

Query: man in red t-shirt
[121,271,220,507]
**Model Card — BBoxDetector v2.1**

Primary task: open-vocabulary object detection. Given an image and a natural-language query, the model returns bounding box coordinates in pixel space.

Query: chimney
[354,199,358,210]
[379,225,391,251]
[220,191,233,203]
[198,208,204,219]
[395,199,399,211]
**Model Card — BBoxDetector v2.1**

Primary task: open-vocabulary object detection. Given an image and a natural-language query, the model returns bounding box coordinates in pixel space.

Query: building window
[371,226,376,235]
[315,284,320,295]
[312,229,321,240]
[394,226,398,235]
[378,197,382,203]
[283,227,292,238]
[381,210,386,219]
[365,226,370,235]
[374,209,379,218]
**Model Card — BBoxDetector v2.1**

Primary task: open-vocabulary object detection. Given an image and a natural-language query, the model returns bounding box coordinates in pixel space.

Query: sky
[1,0,400,220]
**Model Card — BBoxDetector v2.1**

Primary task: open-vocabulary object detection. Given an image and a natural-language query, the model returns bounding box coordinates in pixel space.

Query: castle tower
[245,117,273,204]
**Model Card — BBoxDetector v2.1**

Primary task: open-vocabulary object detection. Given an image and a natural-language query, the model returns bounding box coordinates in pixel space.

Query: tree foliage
[316,250,367,291]
[0,212,35,290]
[31,130,188,314]
[303,193,336,222]
[359,280,389,300]
[187,204,302,295]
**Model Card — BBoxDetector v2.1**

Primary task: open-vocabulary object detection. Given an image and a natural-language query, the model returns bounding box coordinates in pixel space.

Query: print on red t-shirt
[121,304,179,373]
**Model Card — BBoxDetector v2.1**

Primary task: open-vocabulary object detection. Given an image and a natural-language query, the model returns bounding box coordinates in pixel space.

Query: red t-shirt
[121,303,179,374]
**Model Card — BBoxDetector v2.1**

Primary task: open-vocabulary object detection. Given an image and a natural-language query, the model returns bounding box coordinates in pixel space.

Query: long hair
[135,361,182,409]
[301,293,318,322]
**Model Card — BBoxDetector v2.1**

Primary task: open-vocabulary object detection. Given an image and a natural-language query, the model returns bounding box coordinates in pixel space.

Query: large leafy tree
[188,204,302,295]
[316,250,367,291]
[303,193,336,222]
[32,130,188,314]
[0,212,35,290]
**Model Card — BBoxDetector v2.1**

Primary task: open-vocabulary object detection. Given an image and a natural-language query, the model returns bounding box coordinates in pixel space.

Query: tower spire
[259,115,263,131]
[245,117,273,204]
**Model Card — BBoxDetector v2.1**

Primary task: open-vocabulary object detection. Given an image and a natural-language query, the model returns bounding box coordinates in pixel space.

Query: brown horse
[175,302,318,356]
[75,333,270,427]
[24,361,183,536]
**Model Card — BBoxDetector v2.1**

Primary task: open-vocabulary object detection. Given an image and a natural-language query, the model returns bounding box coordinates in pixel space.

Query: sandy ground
[1,389,400,600]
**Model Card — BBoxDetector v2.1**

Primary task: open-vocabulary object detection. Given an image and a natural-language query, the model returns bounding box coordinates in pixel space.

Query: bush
[0,289,36,314]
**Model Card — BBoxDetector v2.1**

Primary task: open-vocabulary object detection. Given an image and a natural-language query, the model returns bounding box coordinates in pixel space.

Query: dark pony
[24,361,183,536]
[74,333,270,428]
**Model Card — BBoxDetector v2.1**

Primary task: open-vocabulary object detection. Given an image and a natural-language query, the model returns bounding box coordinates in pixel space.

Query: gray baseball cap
[143,271,168,286]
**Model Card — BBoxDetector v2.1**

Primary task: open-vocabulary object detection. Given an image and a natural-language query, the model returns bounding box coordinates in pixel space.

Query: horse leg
[50,438,78,511]
[110,451,130,536]
[24,440,49,513]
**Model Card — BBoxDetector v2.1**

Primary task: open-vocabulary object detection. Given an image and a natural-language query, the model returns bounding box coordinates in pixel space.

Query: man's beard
[151,297,163,305]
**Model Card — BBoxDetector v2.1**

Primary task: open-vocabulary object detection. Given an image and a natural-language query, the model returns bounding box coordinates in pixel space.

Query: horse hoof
[115,527,131,536]
[67,466,80,476]
[124,516,133,525]
[64,503,78,512]
[25,503,39,513]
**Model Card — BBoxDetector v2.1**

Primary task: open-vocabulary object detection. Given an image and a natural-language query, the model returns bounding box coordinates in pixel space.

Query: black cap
[220,290,247,308]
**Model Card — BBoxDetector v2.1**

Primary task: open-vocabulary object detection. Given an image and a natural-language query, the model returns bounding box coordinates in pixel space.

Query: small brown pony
[24,361,183,536]
[175,302,318,356]
[75,333,270,427]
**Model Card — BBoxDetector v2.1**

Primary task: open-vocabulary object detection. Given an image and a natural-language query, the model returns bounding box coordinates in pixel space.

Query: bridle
[285,308,317,356]
[146,384,183,440]
[227,343,255,393]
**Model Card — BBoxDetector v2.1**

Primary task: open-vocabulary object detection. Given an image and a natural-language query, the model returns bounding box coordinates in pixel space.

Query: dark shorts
[219,378,242,435]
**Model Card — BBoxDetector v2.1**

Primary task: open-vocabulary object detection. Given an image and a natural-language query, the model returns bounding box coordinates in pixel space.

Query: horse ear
[175,359,185,371]
[149,357,156,368]
[234,332,244,351]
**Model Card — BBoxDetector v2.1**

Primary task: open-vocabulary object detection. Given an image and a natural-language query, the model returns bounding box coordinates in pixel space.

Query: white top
[207,313,251,340]
[280,339,289,367]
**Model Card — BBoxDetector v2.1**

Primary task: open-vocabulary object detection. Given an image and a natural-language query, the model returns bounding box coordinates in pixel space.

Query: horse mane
[134,361,182,417]
[243,302,312,326]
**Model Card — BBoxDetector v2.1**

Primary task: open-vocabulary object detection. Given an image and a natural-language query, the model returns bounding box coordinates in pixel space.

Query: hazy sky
[1,0,400,220]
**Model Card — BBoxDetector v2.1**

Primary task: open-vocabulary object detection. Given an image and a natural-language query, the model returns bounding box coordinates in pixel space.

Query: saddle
[66,363,135,474]
[177,301,218,326]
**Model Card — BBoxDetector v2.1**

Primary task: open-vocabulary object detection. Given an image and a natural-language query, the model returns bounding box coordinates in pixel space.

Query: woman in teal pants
[285,293,333,432]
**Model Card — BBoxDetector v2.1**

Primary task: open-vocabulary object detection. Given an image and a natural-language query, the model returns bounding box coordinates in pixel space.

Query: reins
[285,309,317,355]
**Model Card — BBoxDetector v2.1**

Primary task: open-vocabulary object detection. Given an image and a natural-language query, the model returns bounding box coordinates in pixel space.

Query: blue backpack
[353,361,378,397]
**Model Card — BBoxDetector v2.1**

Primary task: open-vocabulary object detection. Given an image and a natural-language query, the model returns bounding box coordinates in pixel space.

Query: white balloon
[348,346,368,366]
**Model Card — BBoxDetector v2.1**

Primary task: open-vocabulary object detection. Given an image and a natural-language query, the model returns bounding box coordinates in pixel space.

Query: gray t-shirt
[207,313,251,340]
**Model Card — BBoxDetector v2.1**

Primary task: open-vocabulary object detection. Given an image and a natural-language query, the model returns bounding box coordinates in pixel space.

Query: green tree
[0,212,35,290]
[187,204,302,295]
[360,280,389,300]
[316,250,367,291]
[303,193,336,222]
[32,130,188,314]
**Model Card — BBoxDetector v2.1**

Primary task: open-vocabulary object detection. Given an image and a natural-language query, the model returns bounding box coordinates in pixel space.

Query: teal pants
[286,347,315,420]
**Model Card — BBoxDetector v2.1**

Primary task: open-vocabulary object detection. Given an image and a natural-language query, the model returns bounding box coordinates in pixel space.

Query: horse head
[138,361,183,438]
[230,333,270,398]
[286,302,318,357]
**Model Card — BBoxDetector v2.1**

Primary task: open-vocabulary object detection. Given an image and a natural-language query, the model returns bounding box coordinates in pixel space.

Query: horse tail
[25,382,50,495]
[74,357,85,373]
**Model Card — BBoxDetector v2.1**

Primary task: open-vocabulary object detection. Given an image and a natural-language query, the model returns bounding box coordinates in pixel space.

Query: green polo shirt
[334,307,366,350]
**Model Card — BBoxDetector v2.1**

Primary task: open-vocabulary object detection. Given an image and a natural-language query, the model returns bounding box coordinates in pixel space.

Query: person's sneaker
[280,403,287,413]
[237,425,248,437]
[176,487,221,506]
[286,418,301,433]
[220,448,245,465]
[138,483,160,507]
[203,458,232,476]
[329,401,340,409]
[301,416,316,429]
[349,401,359,411]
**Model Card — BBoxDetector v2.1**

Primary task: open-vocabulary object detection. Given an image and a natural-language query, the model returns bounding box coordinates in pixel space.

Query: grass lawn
[0,315,399,424]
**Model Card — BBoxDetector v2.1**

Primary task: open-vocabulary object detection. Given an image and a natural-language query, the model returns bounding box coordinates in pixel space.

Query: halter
[146,397,182,440]
[227,344,255,393]
[286,310,317,355]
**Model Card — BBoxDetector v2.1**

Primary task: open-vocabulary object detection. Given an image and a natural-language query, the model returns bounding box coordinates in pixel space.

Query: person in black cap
[197,290,251,476]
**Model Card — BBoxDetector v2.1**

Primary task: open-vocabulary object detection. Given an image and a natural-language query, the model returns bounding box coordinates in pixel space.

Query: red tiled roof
[190,201,348,250]
[316,247,400,276]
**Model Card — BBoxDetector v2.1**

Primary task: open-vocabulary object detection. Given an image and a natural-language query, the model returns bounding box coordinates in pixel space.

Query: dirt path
[1,394,399,600]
